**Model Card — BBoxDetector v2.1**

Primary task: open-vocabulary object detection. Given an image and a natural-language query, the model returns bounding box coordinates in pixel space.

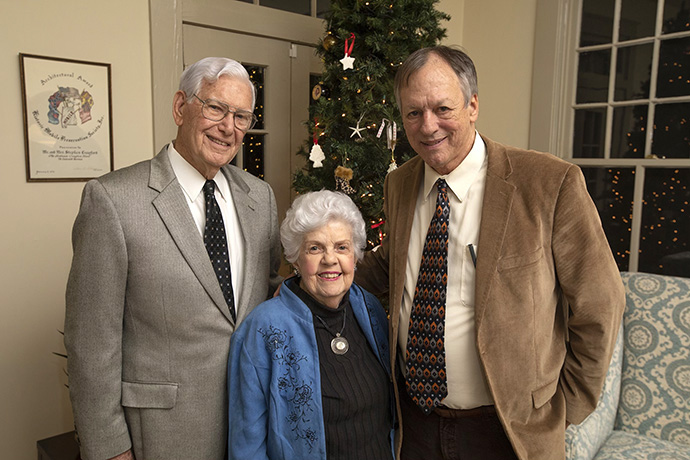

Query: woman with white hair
[228,190,394,460]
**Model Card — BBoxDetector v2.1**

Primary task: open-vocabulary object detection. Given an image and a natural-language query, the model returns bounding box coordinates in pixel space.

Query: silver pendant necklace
[315,308,349,355]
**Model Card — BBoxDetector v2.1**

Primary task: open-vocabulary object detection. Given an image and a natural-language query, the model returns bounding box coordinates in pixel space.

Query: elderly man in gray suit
[64,57,282,460]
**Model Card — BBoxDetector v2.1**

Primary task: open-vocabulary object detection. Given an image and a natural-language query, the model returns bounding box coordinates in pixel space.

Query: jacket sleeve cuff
[77,428,132,460]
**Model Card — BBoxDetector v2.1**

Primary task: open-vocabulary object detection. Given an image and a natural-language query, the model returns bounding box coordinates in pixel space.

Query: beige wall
[0,0,153,458]
[0,1,537,459]
[438,0,464,47]
[439,0,537,149]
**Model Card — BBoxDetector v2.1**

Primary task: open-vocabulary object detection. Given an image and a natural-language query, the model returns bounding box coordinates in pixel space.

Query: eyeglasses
[193,94,258,132]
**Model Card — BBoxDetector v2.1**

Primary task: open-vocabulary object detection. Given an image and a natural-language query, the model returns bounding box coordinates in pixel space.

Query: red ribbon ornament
[344,33,355,57]
[313,117,320,145]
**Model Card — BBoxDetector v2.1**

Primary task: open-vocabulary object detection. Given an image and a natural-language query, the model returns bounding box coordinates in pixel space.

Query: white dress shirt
[399,131,493,409]
[167,143,245,307]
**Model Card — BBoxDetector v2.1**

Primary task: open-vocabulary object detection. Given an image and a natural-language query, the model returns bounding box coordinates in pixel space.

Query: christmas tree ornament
[310,142,325,168]
[377,118,399,173]
[335,166,356,194]
[312,82,329,101]
[323,33,336,51]
[349,113,366,138]
[340,33,356,70]
[310,119,325,168]
[311,84,323,101]
[376,118,397,151]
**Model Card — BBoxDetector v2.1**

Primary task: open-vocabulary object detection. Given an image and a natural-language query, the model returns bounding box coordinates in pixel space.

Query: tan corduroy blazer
[356,135,625,460]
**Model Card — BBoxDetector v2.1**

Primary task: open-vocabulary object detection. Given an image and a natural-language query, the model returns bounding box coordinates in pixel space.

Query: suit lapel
[222,166,258,322]
[474,137,515,327]
[149,148,235,324]
[389,157,424,344]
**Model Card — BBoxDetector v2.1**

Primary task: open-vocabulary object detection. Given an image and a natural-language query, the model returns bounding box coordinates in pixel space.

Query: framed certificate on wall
[20,53,113,182]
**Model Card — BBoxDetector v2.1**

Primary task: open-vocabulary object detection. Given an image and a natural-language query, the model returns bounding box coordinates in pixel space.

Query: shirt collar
[422,131,486,203]
[167,143,231,202]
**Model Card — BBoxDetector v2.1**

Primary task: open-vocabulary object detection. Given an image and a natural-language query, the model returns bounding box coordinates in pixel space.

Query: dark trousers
[399,383,519,460]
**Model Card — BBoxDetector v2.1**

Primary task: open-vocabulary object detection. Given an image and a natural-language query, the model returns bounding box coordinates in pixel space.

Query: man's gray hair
[394,45,478,110]
[179,57,256,108]
[281,190,367,264]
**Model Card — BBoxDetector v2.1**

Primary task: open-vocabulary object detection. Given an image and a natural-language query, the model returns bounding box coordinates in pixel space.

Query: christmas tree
[292,0,450,247]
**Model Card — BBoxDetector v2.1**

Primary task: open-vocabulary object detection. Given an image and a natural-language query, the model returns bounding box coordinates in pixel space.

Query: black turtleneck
[289,280,393,460]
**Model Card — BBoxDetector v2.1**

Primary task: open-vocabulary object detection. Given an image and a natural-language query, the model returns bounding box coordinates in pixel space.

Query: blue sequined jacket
[227,279,394,460]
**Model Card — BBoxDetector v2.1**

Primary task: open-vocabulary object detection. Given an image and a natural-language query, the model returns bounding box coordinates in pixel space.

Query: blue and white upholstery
[566,272,690,460]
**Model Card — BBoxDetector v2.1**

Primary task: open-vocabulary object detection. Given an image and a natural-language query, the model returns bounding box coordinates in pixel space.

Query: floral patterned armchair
[566,272,690,459]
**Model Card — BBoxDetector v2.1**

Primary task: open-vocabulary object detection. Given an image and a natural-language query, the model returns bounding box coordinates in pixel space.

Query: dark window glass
[260,0,310,15]
[662,0,690,34]
[236,0,331,16]
[612,105,648,158]
[638,168,690,277]
[573,108,607,158]
[243,134,265,179]
[577,50,612,103]
[619,0,657,41]
[656,37,690,98]
[244,65,265,130]
[614,44,653,101]
[581,167,635,271]
[580,0,615,46]
[652,102,690,158]
[317,0,331,18]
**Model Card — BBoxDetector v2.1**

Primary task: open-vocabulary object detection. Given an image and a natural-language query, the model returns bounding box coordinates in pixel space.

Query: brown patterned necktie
[203,180,236,321]
[405,178,450,415]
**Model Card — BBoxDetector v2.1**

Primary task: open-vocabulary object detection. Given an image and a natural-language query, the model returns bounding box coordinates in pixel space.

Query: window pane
[614,44,653,101]
[656,37,690,98]
[577,50,612,103]
[638,168,690,277]
[581,167,635,271]
[580,0,615,46]
[260,0,310,15]
[662,0,690,34]
[243,134,265,179]
[573,108,607,158]
[244,65,265,130]
[612,105,648,158]
[317,0,331,18]
[620,0,657,41]
[652,102,690,158]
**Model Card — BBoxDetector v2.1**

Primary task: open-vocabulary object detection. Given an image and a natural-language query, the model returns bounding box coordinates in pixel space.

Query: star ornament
[349,114,365,138]
[340,54,355,70]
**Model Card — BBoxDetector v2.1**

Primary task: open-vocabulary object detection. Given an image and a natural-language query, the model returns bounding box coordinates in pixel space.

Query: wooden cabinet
[37,431,80,460]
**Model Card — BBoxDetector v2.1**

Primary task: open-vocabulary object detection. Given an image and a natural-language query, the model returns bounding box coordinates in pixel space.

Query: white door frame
[148,0,324,151]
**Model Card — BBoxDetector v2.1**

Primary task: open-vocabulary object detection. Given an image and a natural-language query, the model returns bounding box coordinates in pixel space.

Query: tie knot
[203,180,216,198]
[436,178,448,194]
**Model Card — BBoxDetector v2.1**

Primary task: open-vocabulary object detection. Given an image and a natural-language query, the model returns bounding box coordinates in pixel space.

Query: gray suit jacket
[64,147,282,460]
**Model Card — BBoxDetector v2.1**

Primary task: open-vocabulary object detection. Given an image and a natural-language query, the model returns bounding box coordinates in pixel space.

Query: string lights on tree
[293,0,449,247]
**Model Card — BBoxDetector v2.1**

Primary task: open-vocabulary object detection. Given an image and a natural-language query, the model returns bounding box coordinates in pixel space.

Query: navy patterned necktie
[405,178,450,415]
[203,180,236,321]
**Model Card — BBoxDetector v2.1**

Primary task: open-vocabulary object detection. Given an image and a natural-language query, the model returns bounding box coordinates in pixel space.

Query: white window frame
[236,0,327,17]
[530,0,690,273]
